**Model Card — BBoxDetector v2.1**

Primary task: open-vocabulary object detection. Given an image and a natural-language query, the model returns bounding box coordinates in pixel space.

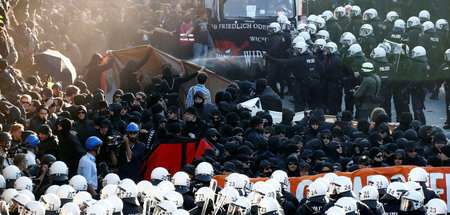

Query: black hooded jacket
[72,106,97,145]
[57,119,86,177]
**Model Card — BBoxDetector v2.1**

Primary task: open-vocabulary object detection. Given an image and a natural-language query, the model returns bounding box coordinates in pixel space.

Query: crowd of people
[0,0,448,214]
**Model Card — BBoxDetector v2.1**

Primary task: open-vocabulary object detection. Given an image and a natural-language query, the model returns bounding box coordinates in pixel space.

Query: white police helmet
[195,162,214,182]
[307,181,328,204]
[386,181,408,199]
[360,24,373,36]
[419,10,430,22]
[69,175,87,192]
[348,44,363,57]
[350,6,361,17]
[334,7,346,18]
[268,22,281,34]
[370,47,386,59]
[436,19,449,31]
[315,17,326,30]
[407,16,421,28]
[408,167,429,183]
[341,32,357,47]
[306,23,317,35]
[400,190,425,212]
[386,11,399,22]
[11,193,31,213]
[363,8,378,21]
[322,11,334,21]
[258,197,280,215]
[422,21,435,32]
[425,198,447,215]
[335,197,358,215]
[105,196,123,214]
[445,49,450,61]
[151,167,170,185]
[100,184,118,200]
[49,161,69,181]
[330,176,354,197]
[23,201,45,215]
[73,191,92,208]
[56,184,76,201]
[14,177,33,192]
[298,31,311,41]
[316,30,330,41]
[59,202,81,215]
[84,204,106,215]
[164,191,183,208]
[394,19,406,29]
[194,187,214,204]
[325,206,346,215]
[1,188,19,203]
[324,42,338,54]
[294,42,309,54]
[227,196,251,214]
[39,193,61,212]
[102,173,120,187]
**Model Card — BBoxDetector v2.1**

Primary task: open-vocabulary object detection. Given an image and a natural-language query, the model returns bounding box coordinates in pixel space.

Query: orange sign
[214,166,450,208]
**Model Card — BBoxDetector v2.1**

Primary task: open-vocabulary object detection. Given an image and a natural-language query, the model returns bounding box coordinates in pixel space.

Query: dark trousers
[380,85,392,121]
[392,85,410,121]
[411,87,426,125]
[445,84,450,124]
[326,81,343,115]
[344,79,356,113]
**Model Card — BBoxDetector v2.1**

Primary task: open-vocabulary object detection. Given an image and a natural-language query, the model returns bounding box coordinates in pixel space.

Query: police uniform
[439,61,450,126]
[324,51,344,115]
[409,56,430,125]
[373,57,395,120]
[266,30,290,97]
[418,29,443,99]
[392,55,412,121]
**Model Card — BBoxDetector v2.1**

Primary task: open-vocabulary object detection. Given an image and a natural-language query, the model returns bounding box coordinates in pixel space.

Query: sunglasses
[263,131,272,134]
[322,136,331,139]
[127,132,138,135]
[211,135,218,138]
[264,167,272,171]
[394,157,403,160]
[288,162,297,166]
[318,158,326,161]
[336,145,342,148]
[77,112,86,115]
[21,101,30,104]
[167,112,175,115]
[114,95,121,98]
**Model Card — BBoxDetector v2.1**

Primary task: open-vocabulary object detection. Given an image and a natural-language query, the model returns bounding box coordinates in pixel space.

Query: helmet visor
[400,198,416,212]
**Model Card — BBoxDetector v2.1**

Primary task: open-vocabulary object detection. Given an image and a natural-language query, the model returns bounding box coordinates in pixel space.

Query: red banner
[214,166,450,206]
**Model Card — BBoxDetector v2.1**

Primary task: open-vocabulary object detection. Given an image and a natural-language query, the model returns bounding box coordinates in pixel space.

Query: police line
[214,166,450,209]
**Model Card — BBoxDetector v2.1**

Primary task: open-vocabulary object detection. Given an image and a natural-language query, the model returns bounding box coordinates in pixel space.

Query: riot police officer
[387,19,409,44]
[346,6,364,37]
[322,11,342,44]
[362,8,385,43]
[418,21,443,100]
[392,45,412,121]
[265,22,289,98]
[266,42,321,111]
[406,16,422,49]
[340,32,358,113]
[358,24,377,57]
[409,46,429,125]
[371,47,394,121]
[335,7,350,32]
[383,11,400,39]
[324,42,344,115]
[441,49,450,129]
